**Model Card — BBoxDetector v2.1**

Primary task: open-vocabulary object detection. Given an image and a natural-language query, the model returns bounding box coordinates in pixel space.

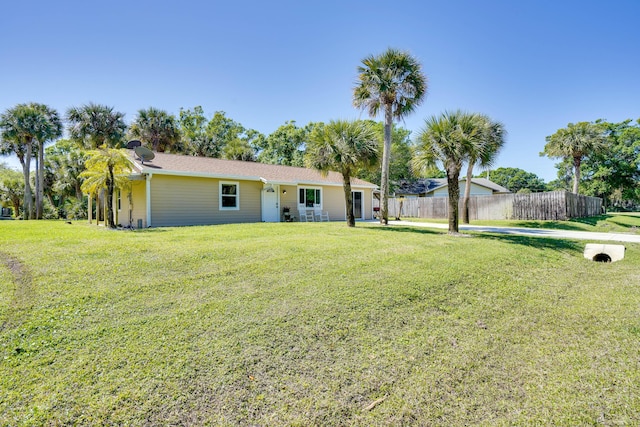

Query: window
[117,190,121,210]
[219,181,239,210]
[299,187,321,208]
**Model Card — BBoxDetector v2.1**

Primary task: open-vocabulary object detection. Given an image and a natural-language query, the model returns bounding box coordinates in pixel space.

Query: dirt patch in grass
[0,251,33,330]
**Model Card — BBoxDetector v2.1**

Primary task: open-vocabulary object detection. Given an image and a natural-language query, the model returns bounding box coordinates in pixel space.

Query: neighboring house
[394,178,510,198]
[114,152,377,227]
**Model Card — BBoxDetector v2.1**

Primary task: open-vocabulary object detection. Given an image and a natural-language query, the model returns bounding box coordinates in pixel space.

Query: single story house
[394,178,510,198]
[113,152,377,227]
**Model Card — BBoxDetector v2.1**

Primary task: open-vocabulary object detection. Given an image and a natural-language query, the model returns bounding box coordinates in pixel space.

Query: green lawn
[1,220,639,425]
[403,212,640,233]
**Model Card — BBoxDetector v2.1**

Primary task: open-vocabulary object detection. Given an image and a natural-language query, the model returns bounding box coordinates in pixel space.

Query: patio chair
[314,208,329,222]
[299,209,315,222]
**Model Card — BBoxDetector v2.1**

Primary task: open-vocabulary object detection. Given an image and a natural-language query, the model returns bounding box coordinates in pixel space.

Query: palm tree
[66,103,127,149]
[80,148,131,228]
[306,120,379,227]
[129,107,181,152]
[0,104,47,219]
[541,122,606,194]
[31,104,63,219]
[67,103,127,224]
[462,115,506,224]
[414,110,484,234]
[353,48,427,225]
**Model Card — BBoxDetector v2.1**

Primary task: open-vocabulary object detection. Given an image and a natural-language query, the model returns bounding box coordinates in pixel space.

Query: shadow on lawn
[369,223,583,253]
[471,232,583,252]
[368,225,443,236]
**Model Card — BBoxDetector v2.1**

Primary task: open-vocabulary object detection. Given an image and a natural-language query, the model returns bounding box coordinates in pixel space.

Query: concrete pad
[584,243,626,262]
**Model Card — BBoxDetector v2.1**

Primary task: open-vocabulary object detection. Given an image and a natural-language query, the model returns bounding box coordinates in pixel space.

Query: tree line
[2,48,638,231]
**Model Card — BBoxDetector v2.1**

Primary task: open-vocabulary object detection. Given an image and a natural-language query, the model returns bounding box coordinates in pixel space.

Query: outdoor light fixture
[282,189,287,194]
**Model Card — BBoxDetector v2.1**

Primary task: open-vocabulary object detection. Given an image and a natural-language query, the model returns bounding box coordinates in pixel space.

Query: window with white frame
[298,187,322,208]
[219,181,239,210]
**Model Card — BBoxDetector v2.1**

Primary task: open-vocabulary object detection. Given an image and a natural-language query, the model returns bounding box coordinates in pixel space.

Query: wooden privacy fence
[388,191,602,221]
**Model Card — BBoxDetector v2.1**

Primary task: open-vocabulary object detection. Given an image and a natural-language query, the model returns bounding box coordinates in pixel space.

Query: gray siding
[150,175,262,227]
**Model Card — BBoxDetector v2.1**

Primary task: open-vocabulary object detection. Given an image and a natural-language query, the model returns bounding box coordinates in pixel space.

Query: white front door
[262,186,280,222]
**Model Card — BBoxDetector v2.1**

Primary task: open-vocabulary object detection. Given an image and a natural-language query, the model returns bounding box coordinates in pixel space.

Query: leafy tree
[0,164,23,217]
[462,115,506,224]
[557,119,640,208]
[222,138,256,161]
[66,103,127,149]
[80,148,131,228]
[413,110,485,234]
[204,111,246,158]
[306,120,379,227]
[353,48,427,225]
[0,103,60,219]
[541,121,606,194]
[179,106,213,156]
[129,107,180,152]
[257,120,310,166]
[44,139,87,210]
[481,167,547,193]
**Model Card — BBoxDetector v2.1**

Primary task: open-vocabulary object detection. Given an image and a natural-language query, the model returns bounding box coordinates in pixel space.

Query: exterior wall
[146,174,262,227]
[280,185,299,220]
[117,181,147,228]
[123,174,376,226]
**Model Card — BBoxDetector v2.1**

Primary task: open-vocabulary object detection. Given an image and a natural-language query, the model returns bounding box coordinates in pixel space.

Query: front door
[262,186,280,222]
[352,191,363,220]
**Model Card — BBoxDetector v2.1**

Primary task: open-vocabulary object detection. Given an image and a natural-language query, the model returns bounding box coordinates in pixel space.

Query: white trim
[219,181,240,210]
[298,186,322,210]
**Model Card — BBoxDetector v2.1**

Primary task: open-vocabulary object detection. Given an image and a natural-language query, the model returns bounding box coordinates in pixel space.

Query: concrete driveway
[389,220,640,244]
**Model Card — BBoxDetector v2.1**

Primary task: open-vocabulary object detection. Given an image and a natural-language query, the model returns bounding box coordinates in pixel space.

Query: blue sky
[1,0,639,182]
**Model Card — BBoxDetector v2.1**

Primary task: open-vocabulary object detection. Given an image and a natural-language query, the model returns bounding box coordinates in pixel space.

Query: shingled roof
[129,152,377,188]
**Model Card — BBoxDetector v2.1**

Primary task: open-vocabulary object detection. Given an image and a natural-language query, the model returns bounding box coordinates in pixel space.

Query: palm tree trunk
[462,162,473,224]
[572,156,581,194]
[380,106,392,225]
[36,141,45,219]
[446,168,461,234]
[106,166,116,228]
[342,172,355,227]
[22,142,34,220]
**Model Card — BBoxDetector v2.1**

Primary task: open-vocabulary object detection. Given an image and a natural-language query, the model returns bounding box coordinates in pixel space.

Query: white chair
[299,209,315,222]
[314,208,329,221]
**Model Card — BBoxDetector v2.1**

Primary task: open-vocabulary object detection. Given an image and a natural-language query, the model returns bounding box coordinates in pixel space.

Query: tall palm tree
[353,48,427,225]
[66,103,127,149]
[414,110,484,234]
[541,122,606,194]
[80,148,131,228]
[31,104,63,219]
[462,115,506,224]
[0,104,46,219]
[129,107,181,152]
[306,120,379,227]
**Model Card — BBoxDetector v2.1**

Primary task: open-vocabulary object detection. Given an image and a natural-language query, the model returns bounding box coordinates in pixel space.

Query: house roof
[129,152,377,188]
[395,178,510,195]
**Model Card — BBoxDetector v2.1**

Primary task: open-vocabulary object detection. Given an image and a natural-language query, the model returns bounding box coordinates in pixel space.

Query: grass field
[1,220,640,425]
